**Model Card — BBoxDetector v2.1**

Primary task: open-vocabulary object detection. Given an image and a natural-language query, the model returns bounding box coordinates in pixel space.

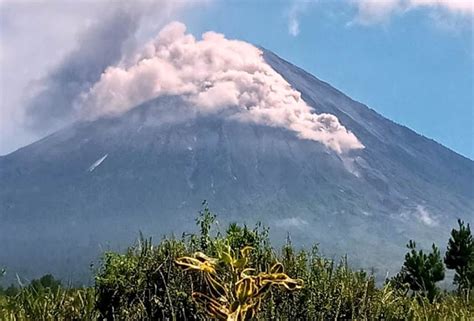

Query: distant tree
[444,219,474,292]
[393,240,445,302]
[29,274,62,292]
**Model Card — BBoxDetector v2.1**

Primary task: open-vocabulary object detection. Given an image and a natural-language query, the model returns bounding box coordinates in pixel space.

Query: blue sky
[0,0,473,158]
[182,0,473,159]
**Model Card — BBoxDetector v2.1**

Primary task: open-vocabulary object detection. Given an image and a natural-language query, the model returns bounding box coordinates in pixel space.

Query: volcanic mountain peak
[0,38,472,283]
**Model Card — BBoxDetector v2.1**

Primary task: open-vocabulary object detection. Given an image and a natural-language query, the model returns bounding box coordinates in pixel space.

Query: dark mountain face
[1,50,473,282]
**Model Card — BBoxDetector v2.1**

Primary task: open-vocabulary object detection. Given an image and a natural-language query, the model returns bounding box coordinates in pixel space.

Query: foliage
[0,284,98,320]
[176,246,303,320]
[94,236,196,320]
[392,240,445,302]
[28,274,62,293]
[445,219,474,293]
[0,208,472,320]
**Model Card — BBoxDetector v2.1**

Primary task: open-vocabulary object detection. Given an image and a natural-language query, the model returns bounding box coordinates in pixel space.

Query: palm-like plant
[176,245,303,320]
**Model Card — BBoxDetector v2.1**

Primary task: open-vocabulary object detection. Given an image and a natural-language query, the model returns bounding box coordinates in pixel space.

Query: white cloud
[351,0,404,24]
[289,17,300,36]
[352,0,473,24]
[410,0,474,14]
[415,205,438,226]
[80,22,363,153]
[398,204,439,227]
[287,0,317,37]
[275,217,309,229]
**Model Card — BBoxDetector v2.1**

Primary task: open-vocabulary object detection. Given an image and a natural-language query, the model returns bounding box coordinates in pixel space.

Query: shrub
[176,246,303,320]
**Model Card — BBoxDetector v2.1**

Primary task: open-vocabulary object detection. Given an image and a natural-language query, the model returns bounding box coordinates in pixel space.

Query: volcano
[1,46,472,283]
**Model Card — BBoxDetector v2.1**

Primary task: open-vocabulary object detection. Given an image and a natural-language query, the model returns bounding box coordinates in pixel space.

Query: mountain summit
[1,24,472,282]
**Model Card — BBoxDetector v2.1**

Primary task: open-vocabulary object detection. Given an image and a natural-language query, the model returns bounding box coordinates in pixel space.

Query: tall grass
[0,286,98,320]
[1,208,472,320]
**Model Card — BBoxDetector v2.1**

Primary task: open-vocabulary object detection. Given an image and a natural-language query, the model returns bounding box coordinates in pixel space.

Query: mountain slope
[1,49,472,282]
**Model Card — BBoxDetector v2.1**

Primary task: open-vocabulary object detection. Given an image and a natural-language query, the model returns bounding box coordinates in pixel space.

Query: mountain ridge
[264,48,473,162]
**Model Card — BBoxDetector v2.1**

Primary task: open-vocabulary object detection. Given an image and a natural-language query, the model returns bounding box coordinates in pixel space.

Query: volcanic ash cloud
[80,21,364,153]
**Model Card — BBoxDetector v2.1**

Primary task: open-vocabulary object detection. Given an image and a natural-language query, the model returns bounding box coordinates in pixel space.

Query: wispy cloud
[351,0,474,25]
[399,205,439,227]
[288,15,300,36]
[275,217,309,229]
[415,205,438,227]
[287,0,317,37]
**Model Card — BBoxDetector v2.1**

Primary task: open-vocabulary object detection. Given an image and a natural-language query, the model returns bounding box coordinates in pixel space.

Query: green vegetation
[392,240,445,302]
[0,275,98,320]
[175,246,303,320]
[0,206,473,320]
[444,219,474,294]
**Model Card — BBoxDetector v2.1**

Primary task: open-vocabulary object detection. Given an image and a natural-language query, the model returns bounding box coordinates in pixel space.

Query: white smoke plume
[0,0,203,155]
[80,22,364,153]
